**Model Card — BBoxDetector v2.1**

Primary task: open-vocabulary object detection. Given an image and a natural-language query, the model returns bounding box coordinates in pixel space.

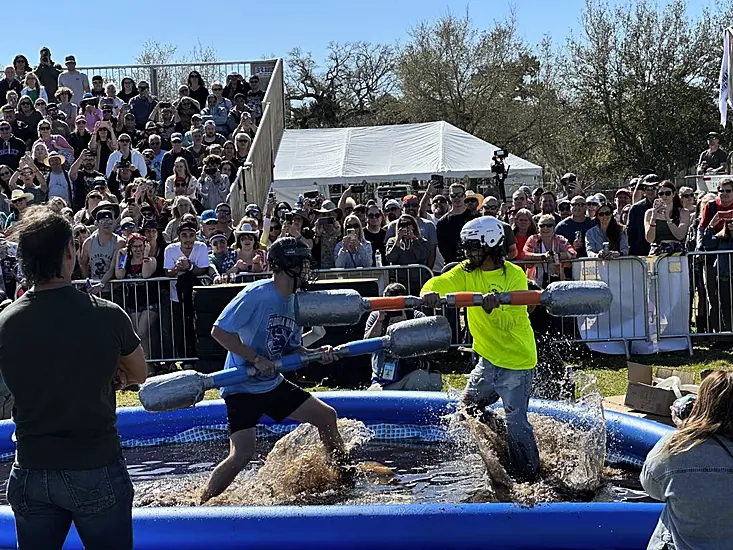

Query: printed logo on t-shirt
[266,314,297,359]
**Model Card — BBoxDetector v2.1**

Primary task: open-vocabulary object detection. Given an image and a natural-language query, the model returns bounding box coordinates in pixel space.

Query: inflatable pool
[0,392,670,550]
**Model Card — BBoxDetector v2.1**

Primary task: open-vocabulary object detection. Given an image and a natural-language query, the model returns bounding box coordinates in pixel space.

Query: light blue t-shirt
[214,278,302,397]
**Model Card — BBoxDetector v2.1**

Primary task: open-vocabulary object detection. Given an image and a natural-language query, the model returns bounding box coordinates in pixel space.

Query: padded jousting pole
[139,316,451,412]
[294,281,612,326]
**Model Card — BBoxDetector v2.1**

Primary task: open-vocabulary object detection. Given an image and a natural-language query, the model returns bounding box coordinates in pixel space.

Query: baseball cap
[120,217,136,229]
[177,221,198,234]
[201,210,218,223]
[245,203,262,216]
[384,199,401,210]
[615,188,631,197]
[402,194,418,205]
[65,55,76,64]
[171,133,183,143]
[561,173,577,184]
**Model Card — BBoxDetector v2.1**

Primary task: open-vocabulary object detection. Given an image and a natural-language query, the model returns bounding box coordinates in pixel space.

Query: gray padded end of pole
[294,289,365,326]
[543,280,613,317]
[387,315,452,357]
[138,370,206,412]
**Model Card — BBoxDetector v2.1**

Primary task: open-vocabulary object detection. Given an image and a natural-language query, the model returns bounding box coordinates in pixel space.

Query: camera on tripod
[491,149,508,175]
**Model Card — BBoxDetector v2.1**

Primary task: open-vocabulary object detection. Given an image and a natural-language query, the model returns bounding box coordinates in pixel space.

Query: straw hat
[44,151,66,167]
[8,189,34,203]
[234,222,258,236]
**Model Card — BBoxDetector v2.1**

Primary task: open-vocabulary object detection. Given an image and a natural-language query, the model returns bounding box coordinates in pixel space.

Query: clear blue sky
[11,0,710,67]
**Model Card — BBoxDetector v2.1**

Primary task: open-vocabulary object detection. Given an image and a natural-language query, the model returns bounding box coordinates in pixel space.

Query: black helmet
[267,237,311,272]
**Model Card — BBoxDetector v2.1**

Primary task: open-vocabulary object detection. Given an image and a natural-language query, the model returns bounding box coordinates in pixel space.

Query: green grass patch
[115,347,733,408]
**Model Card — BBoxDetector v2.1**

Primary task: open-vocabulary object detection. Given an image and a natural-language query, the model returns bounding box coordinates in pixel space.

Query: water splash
[448,370,608,505]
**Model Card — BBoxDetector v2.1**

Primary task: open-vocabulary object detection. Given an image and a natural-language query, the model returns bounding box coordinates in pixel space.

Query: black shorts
[224,380,311,435]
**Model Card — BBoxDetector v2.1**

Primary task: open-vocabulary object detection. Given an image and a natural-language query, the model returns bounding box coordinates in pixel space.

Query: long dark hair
[660,180,682,222]
[596,205,622,251]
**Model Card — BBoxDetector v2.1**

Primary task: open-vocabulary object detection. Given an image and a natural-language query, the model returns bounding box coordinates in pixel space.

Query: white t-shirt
[163,241,209,302]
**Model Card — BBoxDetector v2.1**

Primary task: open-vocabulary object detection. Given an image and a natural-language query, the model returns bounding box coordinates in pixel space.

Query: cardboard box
[624,363,697,417]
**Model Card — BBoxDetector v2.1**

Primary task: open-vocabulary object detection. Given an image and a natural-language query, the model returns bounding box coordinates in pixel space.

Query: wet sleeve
[485,266,529,333]
[214,289,254,333]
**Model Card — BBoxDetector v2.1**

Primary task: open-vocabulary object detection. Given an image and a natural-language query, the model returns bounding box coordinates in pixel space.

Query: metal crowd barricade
[670,250,733,344]
[72,276,212,365]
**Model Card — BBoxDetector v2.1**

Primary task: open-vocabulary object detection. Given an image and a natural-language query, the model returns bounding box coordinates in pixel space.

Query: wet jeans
[6,457,134,550]
[463,358,541,478]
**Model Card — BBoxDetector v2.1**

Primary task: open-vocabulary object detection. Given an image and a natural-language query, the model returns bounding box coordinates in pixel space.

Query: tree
[135,40,220,100]
[286,42,400,128]
[566,0,721,178]
[396,11,546,157]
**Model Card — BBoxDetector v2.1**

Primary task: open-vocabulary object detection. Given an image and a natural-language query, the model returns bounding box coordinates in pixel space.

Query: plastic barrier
[0,392,669,550]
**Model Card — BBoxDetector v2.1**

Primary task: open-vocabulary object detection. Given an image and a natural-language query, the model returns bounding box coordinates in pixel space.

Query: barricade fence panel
[70,254,732,367]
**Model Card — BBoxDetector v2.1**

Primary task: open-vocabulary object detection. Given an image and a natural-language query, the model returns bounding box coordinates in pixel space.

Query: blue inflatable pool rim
[0,391,671,550]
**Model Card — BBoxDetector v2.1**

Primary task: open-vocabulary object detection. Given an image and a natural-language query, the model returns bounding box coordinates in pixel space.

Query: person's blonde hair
[343,214,364,241]
[512,208,538,236]
[662,370,733,455]
[538,213,556,228]
[172,196,194,219]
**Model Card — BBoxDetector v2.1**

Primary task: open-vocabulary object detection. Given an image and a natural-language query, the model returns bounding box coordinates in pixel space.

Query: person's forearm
[212,327,259,363]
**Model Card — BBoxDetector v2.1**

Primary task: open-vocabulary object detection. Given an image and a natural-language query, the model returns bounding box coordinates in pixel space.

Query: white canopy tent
[271,121,542,205]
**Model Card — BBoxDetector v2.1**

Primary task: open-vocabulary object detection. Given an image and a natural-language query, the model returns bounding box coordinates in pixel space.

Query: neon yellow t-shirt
[421,261,537,370]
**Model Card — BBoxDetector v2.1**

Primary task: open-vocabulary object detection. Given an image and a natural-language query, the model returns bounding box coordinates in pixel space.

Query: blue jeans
[463,358,541,478]
[6,457,134,550]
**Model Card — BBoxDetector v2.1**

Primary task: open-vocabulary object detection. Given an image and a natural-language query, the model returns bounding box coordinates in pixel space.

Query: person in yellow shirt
[421,215,540,479]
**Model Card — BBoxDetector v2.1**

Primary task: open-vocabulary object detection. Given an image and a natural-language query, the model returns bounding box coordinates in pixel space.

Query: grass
[115,346,733,408]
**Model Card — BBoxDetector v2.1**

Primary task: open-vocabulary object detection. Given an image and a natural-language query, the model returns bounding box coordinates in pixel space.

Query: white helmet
[460,216,504,248]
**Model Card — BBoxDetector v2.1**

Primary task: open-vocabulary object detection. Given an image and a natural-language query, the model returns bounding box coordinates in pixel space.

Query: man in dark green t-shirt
[0,206,147,550]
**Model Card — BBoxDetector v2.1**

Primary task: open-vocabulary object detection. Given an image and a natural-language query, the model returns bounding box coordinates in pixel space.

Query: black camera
[303,190,319,199]
[491,149,508,175]
[351,185,365,194]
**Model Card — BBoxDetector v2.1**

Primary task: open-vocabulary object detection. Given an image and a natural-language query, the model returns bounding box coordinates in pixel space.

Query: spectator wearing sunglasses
[335,215,372,268]
[128,81,157,130]
[436,183,478,265]
[554,195,596,258]
[482,196,518,260]
[586,204,629,258]
[363,204,386,265]
[523,215,576,288]
[557,199,571,220]
[644,180,689,256]
[678,186,696,213]
[384,195,438,269]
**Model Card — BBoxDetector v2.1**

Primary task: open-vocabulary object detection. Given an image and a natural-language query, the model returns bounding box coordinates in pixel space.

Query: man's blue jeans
[463,358,541,478]
[6,457,134,550]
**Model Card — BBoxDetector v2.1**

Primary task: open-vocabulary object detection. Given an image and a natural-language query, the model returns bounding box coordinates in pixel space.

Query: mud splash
[450,370,609,505]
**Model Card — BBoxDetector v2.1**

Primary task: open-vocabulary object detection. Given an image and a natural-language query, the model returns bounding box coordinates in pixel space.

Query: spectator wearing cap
[228,94,252,136]
[128,81,157,130]
[164,156,199,201]
[57,56,89,106]
[209,232,239,280]
[231,220,268,274]
[33,47,62,100]
[585,194,601,220]
[384,194,438,269]
[68,150,104,211]
[627,173,661,256]
[199,210,221,249]
[383,198,402,223]
[246,75,266,123]
[54,87,78,124]
[557,198,571,220]
[80,200,125,285]
[68,114,91,159]
[164,219,210,364]
[105,133,147,178]
[0,66,22,108]
[6,189,35,223]
[90,75,105,98]
[202,120,226,147]
[149,105,176,147]
[118,216,138,238]
[119,112,142,144]
[697,132,728,175]
[559,172,583,200]
[614,188,632,223]
[245,203,263,226]
[0,120,26,170]
[531,187,544,215]
[45,102,70,138]
[160,132,198,182]
[43,151,74,205]
[15,96,43,143]
[200,154,229,210]
[215,202,236,245]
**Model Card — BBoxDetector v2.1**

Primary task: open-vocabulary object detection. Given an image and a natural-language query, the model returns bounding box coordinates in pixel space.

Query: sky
[8,0,711,68]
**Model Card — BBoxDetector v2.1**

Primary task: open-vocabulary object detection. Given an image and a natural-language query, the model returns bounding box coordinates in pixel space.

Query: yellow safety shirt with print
[421,261,537,370]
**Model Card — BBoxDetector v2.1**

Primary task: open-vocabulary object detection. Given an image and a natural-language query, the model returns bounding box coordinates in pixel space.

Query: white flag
[720,29,729,126]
